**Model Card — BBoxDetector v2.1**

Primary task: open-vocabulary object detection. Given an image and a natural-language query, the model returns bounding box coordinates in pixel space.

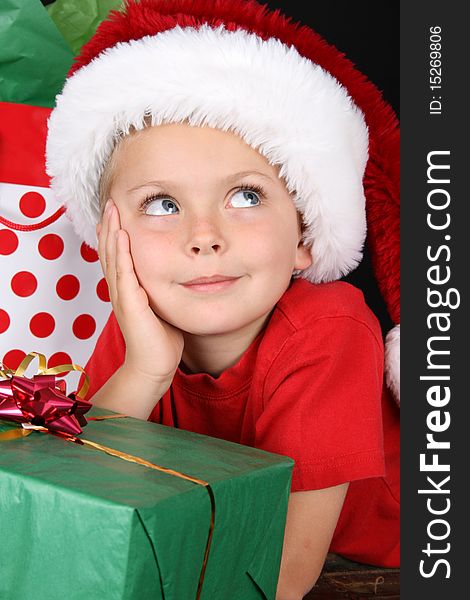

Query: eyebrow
[126,170,276,193]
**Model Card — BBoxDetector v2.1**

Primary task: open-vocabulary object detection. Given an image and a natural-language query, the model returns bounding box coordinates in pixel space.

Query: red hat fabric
[46,0,400,402]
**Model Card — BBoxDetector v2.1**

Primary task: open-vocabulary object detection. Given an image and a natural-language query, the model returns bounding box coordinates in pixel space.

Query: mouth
[180,275,241,292]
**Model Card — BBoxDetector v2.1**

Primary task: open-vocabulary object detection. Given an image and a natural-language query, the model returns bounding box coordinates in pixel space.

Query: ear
[294,240,313,270]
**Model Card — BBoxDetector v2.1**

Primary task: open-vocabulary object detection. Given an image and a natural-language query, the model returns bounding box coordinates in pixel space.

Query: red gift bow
[0,352,91,436]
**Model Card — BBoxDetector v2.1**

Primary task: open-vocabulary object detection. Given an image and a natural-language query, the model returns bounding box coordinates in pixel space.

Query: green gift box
[0,408,293,600]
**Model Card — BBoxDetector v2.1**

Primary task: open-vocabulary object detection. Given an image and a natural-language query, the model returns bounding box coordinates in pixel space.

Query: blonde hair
[98,143,121,211]
[98,116,154,212]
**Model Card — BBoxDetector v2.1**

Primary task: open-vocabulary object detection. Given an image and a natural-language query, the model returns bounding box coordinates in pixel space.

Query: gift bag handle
[0,205,65,231]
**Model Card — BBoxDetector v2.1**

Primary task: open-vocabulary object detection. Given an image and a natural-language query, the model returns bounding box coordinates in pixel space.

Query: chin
[149,287,278,336]
[175,316,249,336]
[163,307,262,337]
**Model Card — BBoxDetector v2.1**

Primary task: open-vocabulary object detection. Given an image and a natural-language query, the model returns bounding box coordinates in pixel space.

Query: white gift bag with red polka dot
[0,102,111,374]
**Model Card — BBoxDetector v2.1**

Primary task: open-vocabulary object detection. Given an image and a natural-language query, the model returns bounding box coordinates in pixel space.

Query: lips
[182,275,240,285]
[180,274,241,292]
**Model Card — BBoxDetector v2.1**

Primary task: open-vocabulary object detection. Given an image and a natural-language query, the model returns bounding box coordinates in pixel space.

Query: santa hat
[45,0,400,403]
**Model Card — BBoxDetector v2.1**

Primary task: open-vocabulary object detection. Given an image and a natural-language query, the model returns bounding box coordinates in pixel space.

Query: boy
[46,1,400,597]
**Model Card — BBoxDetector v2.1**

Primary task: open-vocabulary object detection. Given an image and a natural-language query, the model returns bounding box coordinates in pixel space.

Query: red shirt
[84,279,400,567]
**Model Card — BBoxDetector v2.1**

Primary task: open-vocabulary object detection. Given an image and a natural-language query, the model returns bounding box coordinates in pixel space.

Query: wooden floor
[303,554,399,599]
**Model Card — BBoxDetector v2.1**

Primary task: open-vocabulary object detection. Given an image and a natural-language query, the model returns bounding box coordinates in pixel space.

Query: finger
[115,229,146,313]
[97,200,110,276]
[96,222,105,276]
[105,203,119,304]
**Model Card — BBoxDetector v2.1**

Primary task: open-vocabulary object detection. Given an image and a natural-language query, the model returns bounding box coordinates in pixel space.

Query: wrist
[120,361,175,391]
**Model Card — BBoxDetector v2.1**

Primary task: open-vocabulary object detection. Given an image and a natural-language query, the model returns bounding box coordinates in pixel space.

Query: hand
[97,200,184,385]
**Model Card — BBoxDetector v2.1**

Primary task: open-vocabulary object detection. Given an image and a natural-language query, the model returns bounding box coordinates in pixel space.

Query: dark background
[265,1,399,113]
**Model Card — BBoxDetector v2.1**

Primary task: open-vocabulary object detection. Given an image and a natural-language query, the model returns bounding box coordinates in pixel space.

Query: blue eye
[143,196,180,215]
[229,188,261,208]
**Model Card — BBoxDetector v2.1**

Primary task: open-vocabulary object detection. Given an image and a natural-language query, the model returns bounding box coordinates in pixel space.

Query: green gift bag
[0,0,73,107]
[0,408,293,600]
[46,0,123,56]
[0,0,122,107]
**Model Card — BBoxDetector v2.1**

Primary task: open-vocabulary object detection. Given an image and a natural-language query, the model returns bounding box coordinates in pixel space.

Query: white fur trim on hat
[46,25,368,282]
[385,324,400,404]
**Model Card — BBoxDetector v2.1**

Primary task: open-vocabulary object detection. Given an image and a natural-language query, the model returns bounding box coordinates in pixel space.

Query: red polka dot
[47,352,72,377]
[11,271,38,297]
[72,314,96,340]
[56,274,80,300]
[96,278,110,302]
[38,233,64,260]
[80,242,99,263]
[19,191,46,218]
[0,309,10,333]
[2,349,26,371]
[30,312,55,338]
[0,229,19,255]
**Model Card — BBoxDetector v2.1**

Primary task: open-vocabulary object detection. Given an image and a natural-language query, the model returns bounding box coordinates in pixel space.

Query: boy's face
[107,123,312,336]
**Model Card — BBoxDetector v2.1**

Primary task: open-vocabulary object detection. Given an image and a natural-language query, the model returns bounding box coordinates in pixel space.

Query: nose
[185,217,226,256]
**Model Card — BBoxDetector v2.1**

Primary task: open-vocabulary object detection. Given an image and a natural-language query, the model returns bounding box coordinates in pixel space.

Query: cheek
[241,216,298,267]
[126,226,176,279]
